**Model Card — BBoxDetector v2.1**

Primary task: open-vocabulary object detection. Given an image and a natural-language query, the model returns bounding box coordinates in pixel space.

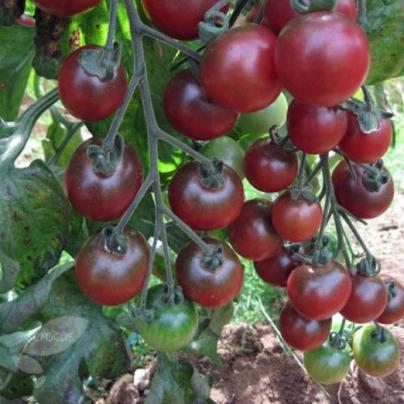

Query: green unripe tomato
[304,340,351,384]
[134,284,199,352]
[236,92,288,136]
[200,136,245,179]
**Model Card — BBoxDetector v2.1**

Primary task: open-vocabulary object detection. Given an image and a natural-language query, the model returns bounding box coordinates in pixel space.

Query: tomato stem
[104,0,118,52]
[357,0,368,29]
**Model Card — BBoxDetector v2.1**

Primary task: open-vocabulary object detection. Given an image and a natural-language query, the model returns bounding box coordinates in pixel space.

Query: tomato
[134,284,199,352]
[338,112,392,163]
[274,12,369,107]
[377,276,404,324]
[304,340,351,384]
[199,137,245,179]
[263,0,357,35]
[287,100,348,154]
[236,92,288,136]
[243,138,298,192]
[340,274,388,323]
[254,247,301,288]
[228,199,283,261]
[200,24,282,113]
[287,261,352,321]
[75,228,150,306]
[58,45,127,122]
[352,323,400,377]
[163,69,238,141]
[32,0,101,16]
[280,301,331,351]
[175,237,243,308]
[168,161,244,231]
[332,161,394,219]
[271,192,322,242]
[141,0,229,40]
[16,14,35,27]
[64,137,143,222]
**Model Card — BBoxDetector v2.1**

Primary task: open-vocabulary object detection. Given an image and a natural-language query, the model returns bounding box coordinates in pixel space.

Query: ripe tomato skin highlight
[228,199,283,261]
[377,276,404,324]
[75,229,150,306]
[263,0,357,35]
[64,137,143,222]
[175,237,244,308]
[287,261,352,321]
[304,340,351,385]
[243,138,298,192]
[274,12,369,107]
[168,162,244,231]
[287,100,348,154]
[200,24,282,113]
[134,284,199,352]
[32,0,101,16]
[338,112,392,163]
[279,301,331,351]
[163,69,239,141]
[332,161,394,219]
[141,0,229,40]
[352,323,400,377]
[254,248,301,288]
[271,193,322,242]
[340,274,388,324]
[58,45,127,122]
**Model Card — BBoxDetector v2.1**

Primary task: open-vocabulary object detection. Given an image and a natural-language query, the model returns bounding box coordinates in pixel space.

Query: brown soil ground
[97,191,404,404]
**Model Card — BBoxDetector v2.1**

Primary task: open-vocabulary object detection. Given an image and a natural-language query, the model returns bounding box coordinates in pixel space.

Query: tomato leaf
[146,353,213,404]
[0,160,70,289]
[0,24,35,121]
[366,0,404,85]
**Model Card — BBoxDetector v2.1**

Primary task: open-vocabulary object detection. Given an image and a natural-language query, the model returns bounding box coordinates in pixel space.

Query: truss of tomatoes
[54,0,403,375]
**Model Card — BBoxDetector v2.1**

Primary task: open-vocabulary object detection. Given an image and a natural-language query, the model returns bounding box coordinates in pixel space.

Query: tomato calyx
[361,160,390,192]
[291,0,337,13]
[371,322,388,344]
[198,158,225,189]
[87,133,124,176]
[78,41,123,81]
[288,184,318,204]
[355,255,381,277]
[100,225,128,255]
[201,245,224,271]
[198,9,229,45]
[329,331,348,350]
[160,284,184,306]
[385,279,398,302]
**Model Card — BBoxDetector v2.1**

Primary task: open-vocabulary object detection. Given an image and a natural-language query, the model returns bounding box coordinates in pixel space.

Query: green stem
[104,0,118,51]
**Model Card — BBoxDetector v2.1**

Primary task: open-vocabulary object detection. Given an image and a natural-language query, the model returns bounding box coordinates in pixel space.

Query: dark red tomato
[200,24,282,113]
[254,248,301,287]
[243,138,298,192]
[332,161,394,219]
[168,162,244,231]
[58,45,127,122]
[175,237,244,307]
[287,260,352,321]
[228,199,283,261]
[75,229,150,306]
[141,0,229,40]
[64,138,143,222]
[340,274,388,323]
[163,69,238,141]
[271,193,322,242]
[338,112,392,163]
[353,323,400,377]
[287,100,348,154]
[274,12,369,107]
[16,14,35,27]
[377,276,404,324]
[280,301,332,351]
[263,0,357,35]
[32,0,101,16]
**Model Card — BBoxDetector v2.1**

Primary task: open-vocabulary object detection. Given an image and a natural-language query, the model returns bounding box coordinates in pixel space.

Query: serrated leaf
[0,24,35,121]
[0,160,70,289]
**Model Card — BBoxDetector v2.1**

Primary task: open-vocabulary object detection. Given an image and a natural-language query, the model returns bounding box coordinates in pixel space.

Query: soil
[96,191,404,404]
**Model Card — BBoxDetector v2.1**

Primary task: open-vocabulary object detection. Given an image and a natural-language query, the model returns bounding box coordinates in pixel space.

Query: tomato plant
[58,45,128,122]
[134,284,199,352]
[64,137,143,222]
[32,0,101,16]
[175,237,243,308]
[75,228,150,306]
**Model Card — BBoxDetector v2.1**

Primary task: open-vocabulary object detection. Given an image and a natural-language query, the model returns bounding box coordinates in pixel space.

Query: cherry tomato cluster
[35,0,404,381]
